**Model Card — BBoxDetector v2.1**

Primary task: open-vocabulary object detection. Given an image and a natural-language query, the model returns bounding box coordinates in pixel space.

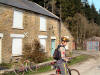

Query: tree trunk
[52,0,54,13]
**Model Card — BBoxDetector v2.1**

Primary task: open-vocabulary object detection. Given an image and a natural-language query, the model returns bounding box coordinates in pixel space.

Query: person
[56,36,69,75]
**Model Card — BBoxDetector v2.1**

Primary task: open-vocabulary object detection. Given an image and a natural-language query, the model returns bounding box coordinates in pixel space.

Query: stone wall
[0,3,74,63]
[61,23,74,52]
[0,3,60,63]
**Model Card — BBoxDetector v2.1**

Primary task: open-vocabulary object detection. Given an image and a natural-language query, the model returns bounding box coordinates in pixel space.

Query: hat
[61,36,69,42]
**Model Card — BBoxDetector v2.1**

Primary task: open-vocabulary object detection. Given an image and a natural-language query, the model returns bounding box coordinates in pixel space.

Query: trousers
[57,59,67,75]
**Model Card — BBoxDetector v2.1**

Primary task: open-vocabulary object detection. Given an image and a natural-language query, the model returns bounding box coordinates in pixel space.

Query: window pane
[13,10,23,28]
[40,39,46,52]
[12,38,22,55]
[40,17,46,31]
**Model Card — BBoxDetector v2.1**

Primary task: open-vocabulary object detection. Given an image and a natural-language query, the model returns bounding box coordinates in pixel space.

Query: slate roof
[0,0,59,19]
[85,36,100,41]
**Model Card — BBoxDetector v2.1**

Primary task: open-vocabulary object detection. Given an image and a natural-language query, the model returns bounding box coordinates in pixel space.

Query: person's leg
[57,60,67,75]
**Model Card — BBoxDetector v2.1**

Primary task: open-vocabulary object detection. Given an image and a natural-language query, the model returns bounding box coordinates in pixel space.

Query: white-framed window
[13,9,23,29]
[12,38,22,56]
[40,16,46,31]
[40,38,46,52]
[38,35,47,52]
[0,33,3,38]
[11,34,24,56]
[0,33,3,63]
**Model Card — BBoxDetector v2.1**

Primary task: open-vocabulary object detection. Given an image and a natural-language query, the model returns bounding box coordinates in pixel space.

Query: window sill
[44,51,47,53]
[12,54,23,57]
[12,27,24,30]
[40,30,47,32]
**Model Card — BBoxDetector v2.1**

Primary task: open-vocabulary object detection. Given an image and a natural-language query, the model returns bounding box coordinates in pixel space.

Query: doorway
[51,39,55,56]
[0,38,2,63]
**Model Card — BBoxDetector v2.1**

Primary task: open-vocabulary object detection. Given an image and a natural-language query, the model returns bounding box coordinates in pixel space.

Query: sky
[88,0,100,12]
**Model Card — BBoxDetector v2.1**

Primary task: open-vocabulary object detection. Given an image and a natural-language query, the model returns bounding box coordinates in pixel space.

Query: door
[51,39,55,56]
[87,41,99,51]
[87,41,92,50]
[0,38,2,63]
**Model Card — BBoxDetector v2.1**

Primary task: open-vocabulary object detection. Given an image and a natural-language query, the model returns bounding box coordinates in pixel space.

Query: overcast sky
[88,0,100,12]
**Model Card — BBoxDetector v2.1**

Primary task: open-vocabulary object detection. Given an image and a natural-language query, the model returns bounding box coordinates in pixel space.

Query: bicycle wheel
[14,69,24,75]
[69,69,80,75]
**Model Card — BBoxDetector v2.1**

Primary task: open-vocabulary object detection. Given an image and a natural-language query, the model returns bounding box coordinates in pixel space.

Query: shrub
[23,39,47,63]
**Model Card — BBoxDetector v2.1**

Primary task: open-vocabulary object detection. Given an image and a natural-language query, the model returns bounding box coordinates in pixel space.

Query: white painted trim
[0,33,3,37]
[12,38,23,56]
[12,54,22,56]
[40,16,47,31]
[0,38,2,63]
[10,34,24,38]
[38,35,48,39]
[40,29,47,31]
[12,27,24,29]
[13,9,23,29]
[51,36,56,39]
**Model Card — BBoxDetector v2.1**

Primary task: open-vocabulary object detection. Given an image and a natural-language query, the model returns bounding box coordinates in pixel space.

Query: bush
[23,39,47,63]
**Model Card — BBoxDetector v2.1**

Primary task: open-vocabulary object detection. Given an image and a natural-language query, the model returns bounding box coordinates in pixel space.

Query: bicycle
[11,57,34,75]
[51,58,80,75]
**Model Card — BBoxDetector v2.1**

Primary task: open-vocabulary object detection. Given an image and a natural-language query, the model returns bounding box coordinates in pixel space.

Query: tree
[29,0,48,8]
[66,13,100,49]
[96,14,100,25]
[28,0,100,49]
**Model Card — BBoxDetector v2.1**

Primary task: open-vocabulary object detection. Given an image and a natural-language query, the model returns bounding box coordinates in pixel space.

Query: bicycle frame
[51,61,71,75]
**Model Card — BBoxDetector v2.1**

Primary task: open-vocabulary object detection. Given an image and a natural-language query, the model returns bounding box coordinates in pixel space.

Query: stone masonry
[0,3,73,63]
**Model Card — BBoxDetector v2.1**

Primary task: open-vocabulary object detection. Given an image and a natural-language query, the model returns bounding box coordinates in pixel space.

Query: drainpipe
[59,19,61,44]
[59,0,62,44]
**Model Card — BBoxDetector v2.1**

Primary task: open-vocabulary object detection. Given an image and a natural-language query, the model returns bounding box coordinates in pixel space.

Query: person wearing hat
[56,36,70,75]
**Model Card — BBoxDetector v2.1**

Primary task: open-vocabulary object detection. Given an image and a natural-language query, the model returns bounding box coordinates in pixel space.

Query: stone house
[0,0,73,63]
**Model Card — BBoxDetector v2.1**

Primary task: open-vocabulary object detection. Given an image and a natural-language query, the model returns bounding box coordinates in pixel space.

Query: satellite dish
[24,32,28,37]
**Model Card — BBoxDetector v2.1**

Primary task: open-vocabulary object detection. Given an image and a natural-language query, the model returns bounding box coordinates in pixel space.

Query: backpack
[53,45,61,60]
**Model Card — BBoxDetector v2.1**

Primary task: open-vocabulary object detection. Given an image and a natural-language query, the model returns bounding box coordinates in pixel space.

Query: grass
[3,65,52,75]
[25,65,51,75]
[0,63,12,69]
[44,57,53,62]
[68,54,92,65]
[3,72,15,75]
[3,54,92,75]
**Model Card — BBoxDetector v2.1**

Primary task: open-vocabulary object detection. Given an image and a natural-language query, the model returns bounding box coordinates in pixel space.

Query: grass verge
[3,54,92,75]
[0,63,12,69]
[69,54,92,65]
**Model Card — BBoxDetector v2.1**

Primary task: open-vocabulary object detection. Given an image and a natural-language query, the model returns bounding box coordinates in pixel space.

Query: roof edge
[0,0,60,20]
[34,2,59,20]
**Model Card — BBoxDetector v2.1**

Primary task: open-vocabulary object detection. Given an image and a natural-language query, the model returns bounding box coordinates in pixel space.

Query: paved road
[34,51,100,75]
[34,57,100,75]
[72,58,100,75]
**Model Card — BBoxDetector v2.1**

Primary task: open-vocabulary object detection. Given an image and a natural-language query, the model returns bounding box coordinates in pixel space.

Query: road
[35,58,100,75]
[72,58,100,75]
[34,51,100,75]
